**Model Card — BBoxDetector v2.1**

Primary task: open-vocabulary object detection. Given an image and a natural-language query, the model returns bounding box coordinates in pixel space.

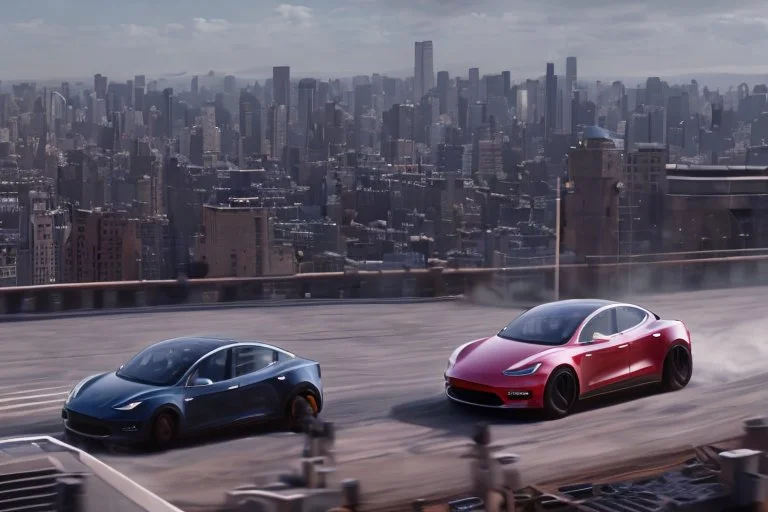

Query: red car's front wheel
[543,367,578,419]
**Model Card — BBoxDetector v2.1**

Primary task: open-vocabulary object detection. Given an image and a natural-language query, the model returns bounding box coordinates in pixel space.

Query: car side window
[616,306,647,332]
[233,346,276,377]
[578,310,617,343]
[188,349,230,384]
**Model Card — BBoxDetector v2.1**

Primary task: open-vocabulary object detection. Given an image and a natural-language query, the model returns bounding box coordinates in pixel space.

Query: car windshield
[497,303,599,345]
[116,339,218,386]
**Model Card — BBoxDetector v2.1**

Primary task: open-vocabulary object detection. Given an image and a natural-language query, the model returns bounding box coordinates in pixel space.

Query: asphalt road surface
[1,287,766,510]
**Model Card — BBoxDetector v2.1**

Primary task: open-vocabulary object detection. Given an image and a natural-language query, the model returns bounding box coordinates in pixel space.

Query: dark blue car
[61,336,324,449]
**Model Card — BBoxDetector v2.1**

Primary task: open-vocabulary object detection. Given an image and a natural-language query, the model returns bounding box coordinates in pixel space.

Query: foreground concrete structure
[2,252,768,317]
[0,436,182,512]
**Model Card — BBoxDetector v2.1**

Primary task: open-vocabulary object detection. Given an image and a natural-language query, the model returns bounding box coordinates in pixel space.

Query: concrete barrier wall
[2,254,768,317]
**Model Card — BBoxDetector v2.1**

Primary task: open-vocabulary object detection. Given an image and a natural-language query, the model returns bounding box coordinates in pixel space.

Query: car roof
[531,299,619,315]
[148,336,292,355]
[150,336,258,352]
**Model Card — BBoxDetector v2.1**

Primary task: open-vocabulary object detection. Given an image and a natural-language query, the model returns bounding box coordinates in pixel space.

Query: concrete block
[719,449,763,486]
[341,479,360,509]
[732,471,768,508]
[744,417,768,452]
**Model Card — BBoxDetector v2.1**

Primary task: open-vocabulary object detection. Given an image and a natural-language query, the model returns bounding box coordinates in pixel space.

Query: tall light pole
[555,177,561,301]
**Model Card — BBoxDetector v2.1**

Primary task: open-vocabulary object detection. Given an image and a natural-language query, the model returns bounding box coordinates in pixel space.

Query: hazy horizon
[1,1,768,83]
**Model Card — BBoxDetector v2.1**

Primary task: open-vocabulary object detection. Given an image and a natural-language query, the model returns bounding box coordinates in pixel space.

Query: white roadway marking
[0,392,69,404]
[0,385,71,397]
[0,405,64,421]
[0,399,67,413]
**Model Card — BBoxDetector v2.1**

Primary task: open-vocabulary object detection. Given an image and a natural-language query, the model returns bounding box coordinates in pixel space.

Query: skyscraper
[414,41,435,102]
[239,91,262,157]
[565,57,577,134]
[298,78,317,144]
[273,66,291,110]
[162,88,173,139]
[545,63,557,140]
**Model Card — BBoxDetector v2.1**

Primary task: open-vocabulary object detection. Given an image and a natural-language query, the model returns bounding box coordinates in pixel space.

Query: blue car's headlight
[113,401,143,411]
[503,363,542,377]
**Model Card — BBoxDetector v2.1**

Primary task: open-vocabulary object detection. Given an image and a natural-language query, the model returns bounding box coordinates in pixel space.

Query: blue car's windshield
[497,303,598,345]
[116,340,217,386]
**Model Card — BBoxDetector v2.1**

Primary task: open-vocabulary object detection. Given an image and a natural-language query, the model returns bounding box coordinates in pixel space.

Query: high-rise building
[94,74,107,100]
[468,68,480,104]
[545,63,557,140]
[564,57,577,134]
[414,41,435,102]
[239,91,262,157]
[298,78,317,143]
[193,205,274,277]
[64,209,141,283]
[563,126,623,260]
[436,71,450,115]
[201,103,218,153]
[162,88,173,139]
[273,66,290,108]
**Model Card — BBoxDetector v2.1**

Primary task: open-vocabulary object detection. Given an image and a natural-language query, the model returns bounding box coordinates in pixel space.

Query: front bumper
[444,374,546,409]
[61,408,150,444]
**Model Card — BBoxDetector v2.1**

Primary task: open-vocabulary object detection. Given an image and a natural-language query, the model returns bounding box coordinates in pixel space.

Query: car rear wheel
[543,368,578,419]
[150,411,177,450]
[661,346,692,392]
[286,395,315,433]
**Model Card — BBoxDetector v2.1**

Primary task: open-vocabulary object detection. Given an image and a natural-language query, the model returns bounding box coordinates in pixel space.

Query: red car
[444,299,693,419]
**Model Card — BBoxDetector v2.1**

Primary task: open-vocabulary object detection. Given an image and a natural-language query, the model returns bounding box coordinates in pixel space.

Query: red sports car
[444,299,693,419]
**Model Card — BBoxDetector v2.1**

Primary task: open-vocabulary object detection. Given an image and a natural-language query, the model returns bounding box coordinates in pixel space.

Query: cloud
[192,17,229,34]
[3,1,768,81]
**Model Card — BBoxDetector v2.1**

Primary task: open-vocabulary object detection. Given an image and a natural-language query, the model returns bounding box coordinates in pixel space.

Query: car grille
[447,386,504,407]
[64,410,111,437]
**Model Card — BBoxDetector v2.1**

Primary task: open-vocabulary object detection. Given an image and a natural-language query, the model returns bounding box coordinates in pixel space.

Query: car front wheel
[543,367,579,419]
[150,411,178,450]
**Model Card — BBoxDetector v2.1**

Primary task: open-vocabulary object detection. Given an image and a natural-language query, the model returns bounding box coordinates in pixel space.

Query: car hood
[70,372,159,410]
[455,335,560,375]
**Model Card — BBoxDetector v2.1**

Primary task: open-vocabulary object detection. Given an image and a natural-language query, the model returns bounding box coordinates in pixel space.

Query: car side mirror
[191,377,213,387]
[590,335,610,344]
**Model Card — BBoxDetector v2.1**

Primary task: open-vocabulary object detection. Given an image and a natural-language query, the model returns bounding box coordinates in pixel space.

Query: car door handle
[652,333,661,338]
[277,376,286,381]
[184,398,194,402]
[585,353,593,358]
[618,344,629,349]
[228,384,239,390]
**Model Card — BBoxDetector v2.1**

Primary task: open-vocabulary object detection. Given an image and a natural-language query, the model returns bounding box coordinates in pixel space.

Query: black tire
[150,411,178,450]
[542,367,579,419]
[286,395,315,433]
[661,346,692,392]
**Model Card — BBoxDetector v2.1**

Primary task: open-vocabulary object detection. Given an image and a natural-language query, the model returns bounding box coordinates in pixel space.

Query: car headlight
[447,341,475,369]
[113,401,142,411]
[503,363,542,377]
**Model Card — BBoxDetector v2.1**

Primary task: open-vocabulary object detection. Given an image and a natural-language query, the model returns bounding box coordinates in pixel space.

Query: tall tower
[545,62,557,140]
[414,41,435,103]
[272,66,291,125]
[565,57,577,134]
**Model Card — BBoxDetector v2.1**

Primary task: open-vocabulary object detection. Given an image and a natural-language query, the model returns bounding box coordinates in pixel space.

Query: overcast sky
[1,0,767,81]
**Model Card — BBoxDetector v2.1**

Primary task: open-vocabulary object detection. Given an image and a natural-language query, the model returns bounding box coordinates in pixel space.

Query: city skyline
[2,1,768,80]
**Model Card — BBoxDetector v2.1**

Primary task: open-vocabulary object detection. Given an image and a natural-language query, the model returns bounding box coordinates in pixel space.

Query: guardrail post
[342,479,360,512]
[429,266,446,297]
[743,417,768,452]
